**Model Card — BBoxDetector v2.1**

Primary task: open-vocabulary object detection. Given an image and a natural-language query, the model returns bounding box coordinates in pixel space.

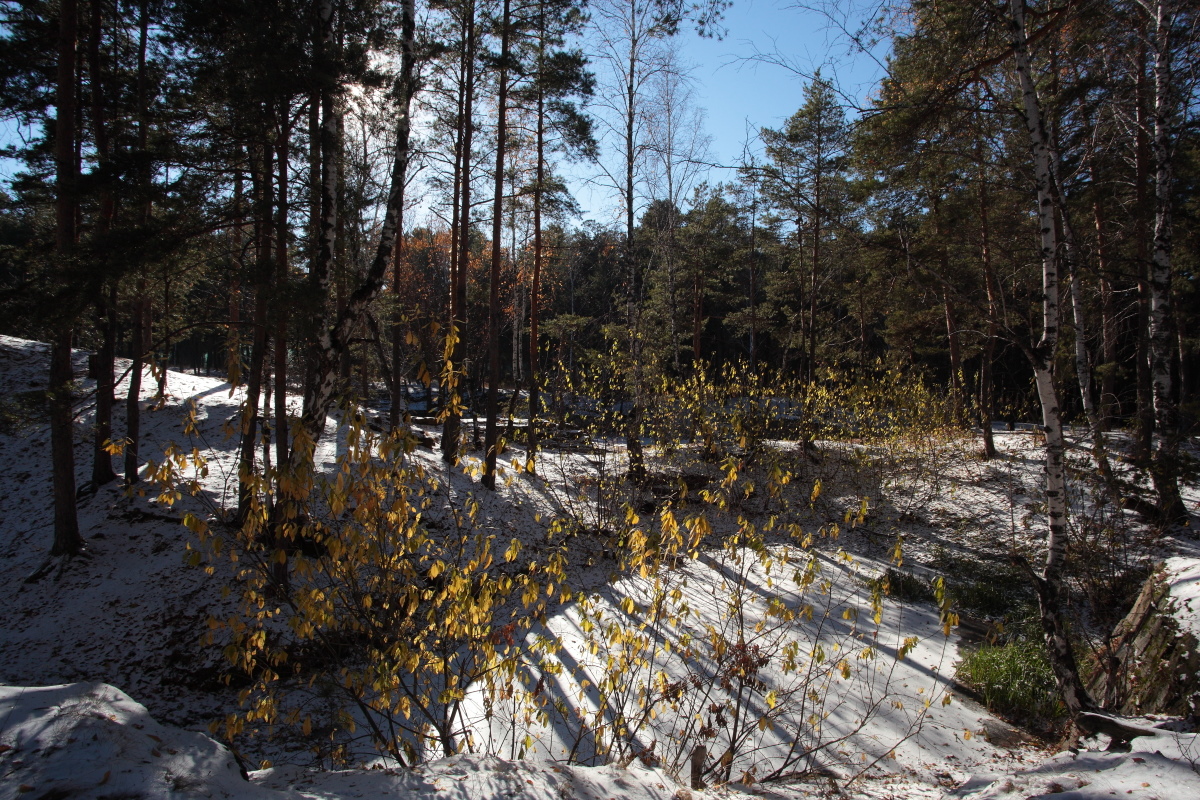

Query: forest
[0,0,1199,798]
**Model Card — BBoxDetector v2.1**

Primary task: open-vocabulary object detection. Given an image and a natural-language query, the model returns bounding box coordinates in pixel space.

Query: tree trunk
[1133,42,1154,463]
[389,236,406,429]
[124,0,152,486]
[229,158,245,384]
[274,114,291,471]
[1093,197,1118,430]
[237,140,273,521]
[933,198,964,426]
[623,34,645,484]
[388,0,416,436]
[809,166,821,388]
[88,0,117,487]
[93,285,118,486]
[943,290,964,427]
[692,265,703,369]
[298,0,417,450]
[443,1,474,464]
[335,108,351,386]
[483,0,511,491]
[156,276,170,401]
[50,333,82,556]
[304,0,339,412]
[748,188,758,367]
[1009,0,1095,717]
[1146,0,1184,522]
[1057,200,1116,491]
[978,144,998,460]
[50,0,81,555]
[125,289,146,484]
[528,5,545,472]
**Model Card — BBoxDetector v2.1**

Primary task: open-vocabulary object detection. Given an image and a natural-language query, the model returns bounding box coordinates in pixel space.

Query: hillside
[1,334,1199,799]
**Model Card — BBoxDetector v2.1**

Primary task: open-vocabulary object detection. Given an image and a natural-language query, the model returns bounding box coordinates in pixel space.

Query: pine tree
[757,75,849,383]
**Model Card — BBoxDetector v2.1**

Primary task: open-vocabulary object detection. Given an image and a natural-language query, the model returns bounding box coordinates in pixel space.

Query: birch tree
[1007,0,1094,715]
[1139,0,1194,522]
[591,0,681,482]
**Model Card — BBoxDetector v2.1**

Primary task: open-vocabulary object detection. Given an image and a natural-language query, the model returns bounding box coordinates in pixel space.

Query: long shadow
[500,537,961,775]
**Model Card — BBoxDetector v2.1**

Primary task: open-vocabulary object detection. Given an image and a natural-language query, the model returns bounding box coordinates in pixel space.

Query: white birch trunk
[1058,207,1116,489]
[1147,0,1184,520]
[1009,0,1093,716]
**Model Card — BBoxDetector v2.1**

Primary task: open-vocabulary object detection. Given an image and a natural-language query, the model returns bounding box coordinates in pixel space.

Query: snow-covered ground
[948,722,1200,800]
[1165,558,1200,640]
[0,682,694,800]
[5,682,1197,800]
[2,334,1198,799]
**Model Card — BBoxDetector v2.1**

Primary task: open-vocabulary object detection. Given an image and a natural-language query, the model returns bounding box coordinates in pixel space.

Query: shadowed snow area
[460,547,1017,785]
[0,682,275,800]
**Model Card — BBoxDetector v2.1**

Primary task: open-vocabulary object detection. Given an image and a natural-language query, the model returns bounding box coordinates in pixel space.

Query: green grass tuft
[956,639,1064,722]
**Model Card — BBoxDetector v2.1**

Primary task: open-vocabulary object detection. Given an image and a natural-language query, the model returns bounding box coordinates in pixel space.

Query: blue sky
[678,0,886,165]
[568,0,890,221]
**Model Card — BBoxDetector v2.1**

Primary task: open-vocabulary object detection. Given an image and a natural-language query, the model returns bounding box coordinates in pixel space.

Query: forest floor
[1,334,1199,799]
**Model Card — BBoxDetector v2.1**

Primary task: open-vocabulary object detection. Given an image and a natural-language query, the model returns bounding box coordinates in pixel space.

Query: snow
[0,682,274,800]
[0,682,697,800]
[947,729,1200,799]
[2,333,1200,799]
[464,546,1024,786]
[256,756,690,800]
[0,335,242,730]
[1164,557,1200,641]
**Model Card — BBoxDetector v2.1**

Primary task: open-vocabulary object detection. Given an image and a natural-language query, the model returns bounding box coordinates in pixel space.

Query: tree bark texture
[528,2,546,471]
[483,0,510,491]
[1009,0,1095,717]
[50,0,82,555]
[1134,42,1155,463]
[1146,0,1184,522]
[88,0,117,487]
[443,1,474,464]
[237,141,273,521]
[298,0,417,452]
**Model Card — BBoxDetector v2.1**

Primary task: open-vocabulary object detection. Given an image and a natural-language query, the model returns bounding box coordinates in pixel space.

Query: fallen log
[1076,712,1160,751]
